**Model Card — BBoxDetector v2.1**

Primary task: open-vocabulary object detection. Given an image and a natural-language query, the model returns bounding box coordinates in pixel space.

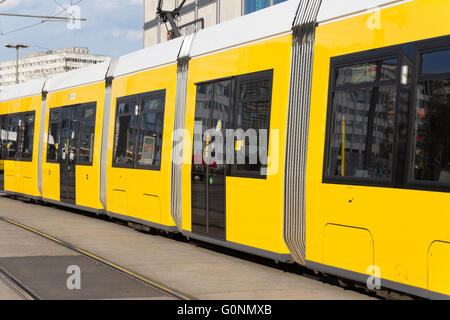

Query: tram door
[0,116,6,191]
[60,106,80,204]
[191,80,232,240]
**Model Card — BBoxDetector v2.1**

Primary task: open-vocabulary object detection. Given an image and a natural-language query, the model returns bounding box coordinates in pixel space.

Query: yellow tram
[0,78,45,199]
[0,0,449,299]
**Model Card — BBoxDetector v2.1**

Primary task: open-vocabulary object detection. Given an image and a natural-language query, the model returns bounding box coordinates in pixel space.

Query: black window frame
[405,37,450,192]
[3,111,36,162]
[323,34,450,194]
[136,90,166,171]
[46,108,61,164]
[112,96,138,169]
[0,115,7,161]
[20,112,36,161]
[322,46,403,188]
[193,69,274,180]
[78,103,97,166]
[231,69,274,179]
[46,102,97,166]
[112,89,166,171]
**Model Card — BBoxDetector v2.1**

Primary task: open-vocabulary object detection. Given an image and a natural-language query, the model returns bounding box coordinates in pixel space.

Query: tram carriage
[0,78,45,199]
[0,0,449,299]
[42,61,110,212]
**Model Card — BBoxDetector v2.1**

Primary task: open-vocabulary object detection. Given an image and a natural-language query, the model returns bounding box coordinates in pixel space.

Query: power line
[0,0,84,36]
[0,13,85,21]
[53,0,75,19]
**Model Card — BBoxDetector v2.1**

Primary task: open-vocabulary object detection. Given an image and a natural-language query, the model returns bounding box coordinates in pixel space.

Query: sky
[0,0,144,61]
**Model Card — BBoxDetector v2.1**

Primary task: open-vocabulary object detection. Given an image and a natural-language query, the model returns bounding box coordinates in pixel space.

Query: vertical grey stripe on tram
[37,79,49,196]
[99,58,119,212]
[283,0,322,266]
[170,34,194,231]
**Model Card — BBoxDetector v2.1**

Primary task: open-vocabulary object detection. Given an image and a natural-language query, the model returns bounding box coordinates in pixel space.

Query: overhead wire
[0,0,84,36]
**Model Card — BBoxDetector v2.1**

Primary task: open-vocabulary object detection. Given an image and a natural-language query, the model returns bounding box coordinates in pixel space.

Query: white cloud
[112,28,143,42]
[0,0,40,10]
[0,0,144,59]
[87,0,142,11]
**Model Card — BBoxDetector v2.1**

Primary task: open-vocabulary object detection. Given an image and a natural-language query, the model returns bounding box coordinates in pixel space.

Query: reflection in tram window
[21,113,35,160]
[193,83,212,169]
[235,74,273,177]
[413,49,450,183]
[137,94,165,169]
[326,58,398,180]
[79,105,96,165]
[6,116,20,159]
[3,112,36,161]
[193,70,273,178]
[0,117,6,161]
[47,110,60,162]
[113,100,138,167]
[113,90,166,170]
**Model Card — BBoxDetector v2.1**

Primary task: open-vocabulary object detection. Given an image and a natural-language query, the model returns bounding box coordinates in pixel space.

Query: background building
[0,47,109,87]
[143,0,288,47]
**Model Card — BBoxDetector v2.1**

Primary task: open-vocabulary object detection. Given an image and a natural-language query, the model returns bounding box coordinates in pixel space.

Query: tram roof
[113,36,184,78]
[317,0,414,24]
[45,59,111,93]
[0,78,46,102]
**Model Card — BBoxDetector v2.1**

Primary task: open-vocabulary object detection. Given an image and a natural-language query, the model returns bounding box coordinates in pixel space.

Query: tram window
[20,112,35,161]
[234,72,273,177]
[78,105,96,165]
[193,83,213,171]
[421,49,450,75]
[0,117,6,160]
[412,49,450,183]
[47,110,60,162]
[113,99,138,168]
[325,58,398,181]
[136,93,165,170]
[6,116,20,160]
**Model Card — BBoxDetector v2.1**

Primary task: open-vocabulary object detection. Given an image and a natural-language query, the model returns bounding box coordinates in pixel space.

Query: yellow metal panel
[137,194,161,223]
[111,189,128,216]
[76,165,100,209]
[307,0,450,294]
[428,241,450,296]
[42,163,60,201]
[181,35,292,254]
[107,64,177,228]
[323,224,374,275]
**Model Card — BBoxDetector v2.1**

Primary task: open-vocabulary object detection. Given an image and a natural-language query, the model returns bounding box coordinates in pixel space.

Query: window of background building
[244,0,287,14]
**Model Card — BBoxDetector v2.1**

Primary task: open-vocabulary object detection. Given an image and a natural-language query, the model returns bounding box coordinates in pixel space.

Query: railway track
[0,265,40,300]
[0,216,192,301]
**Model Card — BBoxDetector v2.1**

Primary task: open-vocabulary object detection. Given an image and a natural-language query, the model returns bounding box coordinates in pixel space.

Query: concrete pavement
[0,194,374,300]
